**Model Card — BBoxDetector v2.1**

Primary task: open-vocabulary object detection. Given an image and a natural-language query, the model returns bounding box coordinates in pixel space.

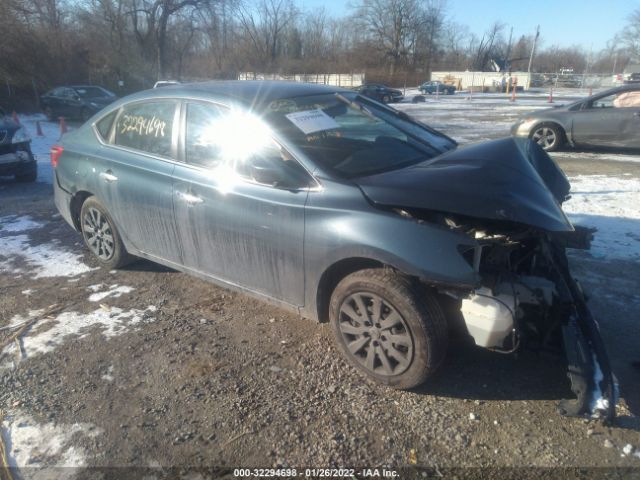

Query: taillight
[50,145,63,168]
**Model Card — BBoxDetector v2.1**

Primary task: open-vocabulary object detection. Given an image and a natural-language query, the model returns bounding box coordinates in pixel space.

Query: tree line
[0,0,638,107]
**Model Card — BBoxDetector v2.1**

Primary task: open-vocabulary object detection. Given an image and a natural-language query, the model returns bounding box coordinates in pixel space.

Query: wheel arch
[315,257,386,323]
[69,190,94,231]
[530,120,568,144]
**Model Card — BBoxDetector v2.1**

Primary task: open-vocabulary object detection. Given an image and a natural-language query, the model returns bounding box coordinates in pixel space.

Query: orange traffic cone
[36,120,44,136]
[59,117,68,135]
[548,88,554,103]
[12,111,20,124]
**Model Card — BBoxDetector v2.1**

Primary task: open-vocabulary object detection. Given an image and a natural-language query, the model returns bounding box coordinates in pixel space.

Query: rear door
[572,90,640,148]
[172,101,310,304]
[94,99,183,264]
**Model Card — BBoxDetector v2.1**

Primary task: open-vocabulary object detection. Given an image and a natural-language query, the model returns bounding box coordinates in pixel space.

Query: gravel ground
[1,97,639,478]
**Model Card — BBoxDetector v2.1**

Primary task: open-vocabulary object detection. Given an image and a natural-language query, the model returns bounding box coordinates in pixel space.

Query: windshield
[262,93,455,178]
[74,87,113,98]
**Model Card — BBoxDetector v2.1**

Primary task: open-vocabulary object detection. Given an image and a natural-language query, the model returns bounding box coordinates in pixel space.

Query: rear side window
[114,101,176,157]
[95,111,117,142]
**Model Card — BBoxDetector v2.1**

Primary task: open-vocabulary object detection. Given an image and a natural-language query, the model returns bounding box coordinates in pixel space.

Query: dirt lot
[1,94,640,478]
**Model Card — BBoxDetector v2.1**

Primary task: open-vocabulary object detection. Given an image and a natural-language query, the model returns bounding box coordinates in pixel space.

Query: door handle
[99,171,118,183]
[177,191,204,205]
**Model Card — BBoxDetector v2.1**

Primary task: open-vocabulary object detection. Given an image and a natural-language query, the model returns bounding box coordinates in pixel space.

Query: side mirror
[250,158,283,186]
[249,156,309,189]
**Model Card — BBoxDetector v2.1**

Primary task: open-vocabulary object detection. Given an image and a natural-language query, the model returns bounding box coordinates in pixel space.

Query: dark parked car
[355,83,404,103]
[0,107,36,182]
[52,81,615,419]
[41,85,117,121]
[419,81,456,95]
[512,85,640,151]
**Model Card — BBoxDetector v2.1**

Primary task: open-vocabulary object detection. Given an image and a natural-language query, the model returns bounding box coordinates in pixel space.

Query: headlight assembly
[11,127,31,144]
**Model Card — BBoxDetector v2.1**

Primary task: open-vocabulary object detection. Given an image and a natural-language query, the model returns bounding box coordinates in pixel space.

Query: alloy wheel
[337,292,414,376]
[532,126,557,150]
[82,207,115,261]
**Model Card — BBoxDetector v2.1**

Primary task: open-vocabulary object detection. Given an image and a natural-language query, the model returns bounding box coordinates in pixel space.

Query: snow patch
[2,409,100,474]
[101,365,115,382]
[87,284,134,302]
[0,215,96,278]
[564,175,640,261]
[0,215,44,233]
[0,305,156,369]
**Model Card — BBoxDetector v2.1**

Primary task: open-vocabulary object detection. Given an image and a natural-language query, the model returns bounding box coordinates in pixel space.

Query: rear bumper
[53,175,76,230]
[0,150,36,176]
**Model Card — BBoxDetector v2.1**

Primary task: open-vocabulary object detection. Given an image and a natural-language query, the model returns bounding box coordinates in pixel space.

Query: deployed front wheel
[80,197,133,269]
[329,268,448,389]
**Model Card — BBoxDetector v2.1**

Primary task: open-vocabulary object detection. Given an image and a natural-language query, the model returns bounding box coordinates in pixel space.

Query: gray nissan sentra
[52,81,616,419]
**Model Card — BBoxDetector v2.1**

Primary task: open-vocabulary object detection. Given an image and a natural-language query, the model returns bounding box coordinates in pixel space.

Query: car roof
[131,80,351,109]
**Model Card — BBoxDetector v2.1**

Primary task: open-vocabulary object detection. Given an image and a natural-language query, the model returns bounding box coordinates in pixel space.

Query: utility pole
[526,25,540,90]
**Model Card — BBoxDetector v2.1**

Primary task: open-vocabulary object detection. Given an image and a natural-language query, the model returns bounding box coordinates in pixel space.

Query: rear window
[114,101,176,158]
[95,111,117,142]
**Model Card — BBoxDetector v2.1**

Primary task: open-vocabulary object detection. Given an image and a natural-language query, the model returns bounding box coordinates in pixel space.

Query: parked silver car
[511,85,640,151]
[52,81,616,419]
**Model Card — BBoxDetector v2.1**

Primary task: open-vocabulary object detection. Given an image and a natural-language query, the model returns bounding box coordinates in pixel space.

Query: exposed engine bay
[397,207,618,422]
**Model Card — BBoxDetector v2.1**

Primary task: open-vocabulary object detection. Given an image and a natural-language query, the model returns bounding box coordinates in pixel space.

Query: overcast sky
[297,0,638,52]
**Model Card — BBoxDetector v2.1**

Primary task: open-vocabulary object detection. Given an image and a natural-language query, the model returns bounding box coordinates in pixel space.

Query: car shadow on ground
[121,258,176,273]
[416,340,571,403]
[560,146,640,156]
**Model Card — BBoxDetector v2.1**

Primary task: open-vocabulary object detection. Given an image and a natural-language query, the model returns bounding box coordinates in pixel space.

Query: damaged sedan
[51,81,616,420]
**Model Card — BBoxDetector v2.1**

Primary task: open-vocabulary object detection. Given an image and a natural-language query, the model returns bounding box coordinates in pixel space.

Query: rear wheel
[80,197,133,269]
[329,268,448,389]
[382,95,391,104]
[530,123,564,152]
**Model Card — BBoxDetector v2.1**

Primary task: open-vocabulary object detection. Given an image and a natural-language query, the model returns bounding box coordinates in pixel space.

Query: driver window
[612,91,640,108]
[590,92,640,109]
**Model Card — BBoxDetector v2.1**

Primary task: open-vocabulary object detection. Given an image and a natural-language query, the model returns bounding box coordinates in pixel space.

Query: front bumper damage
[455,226,617,422]
[551,239,618,422]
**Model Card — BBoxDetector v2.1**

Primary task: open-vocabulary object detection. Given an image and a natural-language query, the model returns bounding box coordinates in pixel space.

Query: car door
[172,101,310,305]
[571,91,640,148]
[95,99,183,264]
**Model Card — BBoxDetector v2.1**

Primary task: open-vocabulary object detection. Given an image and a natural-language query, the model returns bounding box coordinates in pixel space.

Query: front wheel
[329,268,448,389]
[382,95,391,104]
[80,197,133,269]
[530,123,564,152]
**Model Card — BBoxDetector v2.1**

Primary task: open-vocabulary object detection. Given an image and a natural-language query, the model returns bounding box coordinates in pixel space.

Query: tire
[530,123,564,152]
[329,268,448,389]
[15,169,37,182]
[382,95,391,104]
[80,197,134,269]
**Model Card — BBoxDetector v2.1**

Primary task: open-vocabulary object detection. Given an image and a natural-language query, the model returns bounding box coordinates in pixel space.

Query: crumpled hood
[356,137,574,232]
